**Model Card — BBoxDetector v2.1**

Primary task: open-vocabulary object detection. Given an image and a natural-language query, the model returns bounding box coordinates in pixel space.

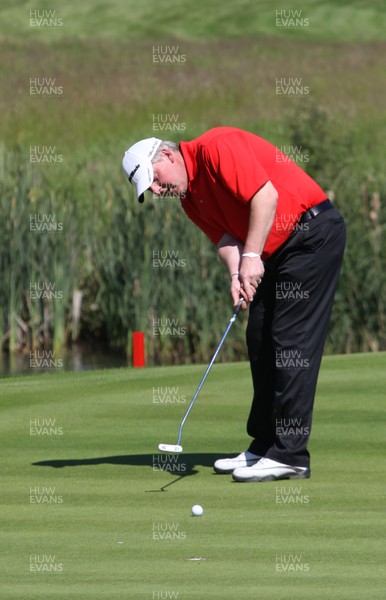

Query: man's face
[149,149,188,199]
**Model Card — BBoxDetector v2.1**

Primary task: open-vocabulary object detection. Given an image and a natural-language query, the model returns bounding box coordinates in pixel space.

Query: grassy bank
[1,0,386,42]
[1,37,386,153]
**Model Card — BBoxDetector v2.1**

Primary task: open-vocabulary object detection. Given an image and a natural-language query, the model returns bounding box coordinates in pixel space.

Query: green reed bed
[1,130,385,364]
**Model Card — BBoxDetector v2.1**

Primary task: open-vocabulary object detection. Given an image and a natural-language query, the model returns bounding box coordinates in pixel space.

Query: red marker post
[132,331,145,368]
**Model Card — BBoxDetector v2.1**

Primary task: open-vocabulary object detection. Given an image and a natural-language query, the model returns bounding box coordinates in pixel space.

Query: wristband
[230,272,239,280]
[242,252,261,258]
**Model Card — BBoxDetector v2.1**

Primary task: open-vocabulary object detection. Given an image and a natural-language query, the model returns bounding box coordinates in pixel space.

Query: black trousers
[246,206,346,469]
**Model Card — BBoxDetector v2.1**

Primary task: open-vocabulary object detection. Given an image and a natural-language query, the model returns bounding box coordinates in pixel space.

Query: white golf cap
[122,137,162,203]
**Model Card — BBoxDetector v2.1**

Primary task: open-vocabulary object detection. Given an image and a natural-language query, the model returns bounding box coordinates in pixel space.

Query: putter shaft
[175,297,243,446]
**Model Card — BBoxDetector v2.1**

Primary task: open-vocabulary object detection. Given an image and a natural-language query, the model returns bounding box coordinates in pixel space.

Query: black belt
[299,199,333,223]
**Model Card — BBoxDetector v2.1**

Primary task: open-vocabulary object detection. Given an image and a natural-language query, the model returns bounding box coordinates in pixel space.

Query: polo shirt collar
[179,141,198,191]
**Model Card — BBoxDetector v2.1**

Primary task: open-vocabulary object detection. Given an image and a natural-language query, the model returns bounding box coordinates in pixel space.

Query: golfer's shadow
[32,453,233,492]
[31,452,231,470]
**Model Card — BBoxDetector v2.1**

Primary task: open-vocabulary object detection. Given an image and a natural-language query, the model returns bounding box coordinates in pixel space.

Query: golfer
[122,127,346,482]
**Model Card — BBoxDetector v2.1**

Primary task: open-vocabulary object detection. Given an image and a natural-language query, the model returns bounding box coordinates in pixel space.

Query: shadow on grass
[32,452,236,473]
[32,453,236,492]
[32,452,233,469]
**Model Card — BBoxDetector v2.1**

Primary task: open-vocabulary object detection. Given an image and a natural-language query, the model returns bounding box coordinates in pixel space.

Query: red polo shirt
[179,127,326,259]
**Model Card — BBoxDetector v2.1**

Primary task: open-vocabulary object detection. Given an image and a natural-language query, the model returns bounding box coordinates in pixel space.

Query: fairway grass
[1,352,385,598]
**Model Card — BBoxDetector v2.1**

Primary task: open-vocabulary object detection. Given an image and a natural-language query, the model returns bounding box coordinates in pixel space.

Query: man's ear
[162,148,174,162]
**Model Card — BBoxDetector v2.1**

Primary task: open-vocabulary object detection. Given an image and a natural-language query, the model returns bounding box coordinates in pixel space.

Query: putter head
[158,443,183,453]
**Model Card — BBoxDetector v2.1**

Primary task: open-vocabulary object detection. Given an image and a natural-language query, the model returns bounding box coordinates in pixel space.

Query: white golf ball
[192,504,204,517]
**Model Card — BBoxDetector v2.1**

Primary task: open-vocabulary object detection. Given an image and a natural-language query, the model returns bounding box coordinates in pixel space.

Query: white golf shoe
[213,451,262,474]
[232,457,310,482]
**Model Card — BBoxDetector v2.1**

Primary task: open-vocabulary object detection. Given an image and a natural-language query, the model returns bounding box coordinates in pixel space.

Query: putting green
[1,352,385,598]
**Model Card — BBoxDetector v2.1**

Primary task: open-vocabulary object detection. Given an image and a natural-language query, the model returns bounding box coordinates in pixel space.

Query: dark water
[0,345,129,377]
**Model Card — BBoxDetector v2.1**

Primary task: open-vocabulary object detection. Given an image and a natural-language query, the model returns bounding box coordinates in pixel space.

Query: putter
[158,297,244,453]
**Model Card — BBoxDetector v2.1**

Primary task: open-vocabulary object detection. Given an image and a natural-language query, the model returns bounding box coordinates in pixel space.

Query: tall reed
[1,134,385,364]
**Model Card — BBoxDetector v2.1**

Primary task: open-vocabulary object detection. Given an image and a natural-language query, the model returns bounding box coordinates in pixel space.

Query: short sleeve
[200,132,269,203]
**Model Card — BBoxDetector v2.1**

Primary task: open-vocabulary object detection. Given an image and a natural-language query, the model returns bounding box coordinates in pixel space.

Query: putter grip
[235,297,244,315]
[230,297,243,323]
